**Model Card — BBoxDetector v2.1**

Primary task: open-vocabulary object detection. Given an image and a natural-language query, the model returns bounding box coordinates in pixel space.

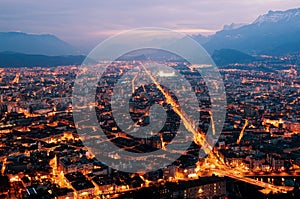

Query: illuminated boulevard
[140,61,295,194]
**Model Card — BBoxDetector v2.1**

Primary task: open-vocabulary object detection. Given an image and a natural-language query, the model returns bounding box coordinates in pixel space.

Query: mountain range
[0,32,80,56]
[202,7,300,56]
[0,7,300,67]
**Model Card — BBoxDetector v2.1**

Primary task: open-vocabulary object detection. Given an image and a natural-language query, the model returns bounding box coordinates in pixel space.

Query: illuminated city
[1,50,300,198]
[1,1,300,199]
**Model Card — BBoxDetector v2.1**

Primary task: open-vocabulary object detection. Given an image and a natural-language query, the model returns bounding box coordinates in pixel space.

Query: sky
[0,0,299,50]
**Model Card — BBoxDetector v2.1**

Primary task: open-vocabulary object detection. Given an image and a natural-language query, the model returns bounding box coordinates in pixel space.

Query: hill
[0,52,85,67]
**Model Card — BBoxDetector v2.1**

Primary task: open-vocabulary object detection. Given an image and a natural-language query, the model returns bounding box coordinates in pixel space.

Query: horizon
[1,0,299,50]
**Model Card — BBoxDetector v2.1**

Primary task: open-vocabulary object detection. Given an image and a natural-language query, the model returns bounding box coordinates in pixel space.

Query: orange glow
[237,119,248,144]
[141,61,292,194]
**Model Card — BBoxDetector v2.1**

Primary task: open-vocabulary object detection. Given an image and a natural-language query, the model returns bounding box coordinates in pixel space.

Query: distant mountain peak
[253,7,300,25]
[0,31,81,56]
[223,23,246,30]
[1,31,59,39]
[203,7,300,55]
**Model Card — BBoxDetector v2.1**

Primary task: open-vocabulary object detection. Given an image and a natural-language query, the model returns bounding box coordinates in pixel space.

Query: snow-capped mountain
[254,8,300,25]
[203,7,300,55]
[223,23,247,30]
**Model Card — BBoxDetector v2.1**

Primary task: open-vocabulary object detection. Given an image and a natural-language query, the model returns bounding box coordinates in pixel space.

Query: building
[272,157,285,171]
[163,165,177,179]
[123,176,227,199]
[64,172,95,199]
[53,187,74,199]
[176,177,227,199]
[58,155,93,174]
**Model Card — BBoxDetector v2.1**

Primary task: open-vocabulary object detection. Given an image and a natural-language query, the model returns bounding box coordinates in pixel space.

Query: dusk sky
[1,0,299,50]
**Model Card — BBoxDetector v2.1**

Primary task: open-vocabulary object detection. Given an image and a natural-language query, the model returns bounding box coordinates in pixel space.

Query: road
[140,61,294,194]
